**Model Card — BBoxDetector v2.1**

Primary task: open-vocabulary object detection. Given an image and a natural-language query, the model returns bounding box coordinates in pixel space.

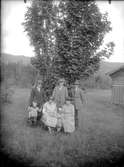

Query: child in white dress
[62,97,75,133]
[42,96,57,134]
[27,101,41,125]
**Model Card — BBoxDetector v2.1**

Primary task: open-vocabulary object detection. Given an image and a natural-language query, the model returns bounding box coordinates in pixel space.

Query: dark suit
[29,86,44,107]
[71,87,84,128]
[29,86,44,121]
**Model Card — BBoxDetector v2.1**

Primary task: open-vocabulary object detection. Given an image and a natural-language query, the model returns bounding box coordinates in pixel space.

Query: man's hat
[58,78,65,83]
[37,79,42,84]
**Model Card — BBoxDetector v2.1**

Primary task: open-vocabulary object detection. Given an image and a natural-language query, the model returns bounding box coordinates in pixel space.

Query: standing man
[28,79,44,123]
[72,80,85,129]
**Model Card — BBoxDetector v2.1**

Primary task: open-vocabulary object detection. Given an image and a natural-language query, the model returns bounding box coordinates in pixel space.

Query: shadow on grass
[1,150,124,167]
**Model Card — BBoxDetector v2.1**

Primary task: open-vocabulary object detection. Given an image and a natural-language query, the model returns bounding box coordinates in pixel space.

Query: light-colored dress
[52,86,68,108]
[42,102,57,127]
[28,106,39,118]
[62,104,75,133]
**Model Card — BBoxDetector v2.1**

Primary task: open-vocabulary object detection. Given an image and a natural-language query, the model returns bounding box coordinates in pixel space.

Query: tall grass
[1,88,124,167]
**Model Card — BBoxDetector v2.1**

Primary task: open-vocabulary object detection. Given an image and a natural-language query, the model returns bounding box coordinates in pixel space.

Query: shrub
[80,74,112,89]
[0,83,14,103]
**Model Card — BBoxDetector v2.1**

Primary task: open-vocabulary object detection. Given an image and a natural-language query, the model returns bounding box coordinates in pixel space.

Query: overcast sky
[1,0,124,62]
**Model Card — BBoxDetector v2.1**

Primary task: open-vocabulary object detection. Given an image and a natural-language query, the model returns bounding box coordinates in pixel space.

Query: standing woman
[72,80,85,129]
[28,79,44,122]
[52,78,68,108]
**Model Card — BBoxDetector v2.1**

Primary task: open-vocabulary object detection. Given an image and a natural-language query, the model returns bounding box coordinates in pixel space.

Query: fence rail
[111,85,124,105]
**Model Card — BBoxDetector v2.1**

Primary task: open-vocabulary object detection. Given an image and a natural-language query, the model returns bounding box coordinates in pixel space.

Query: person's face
[49,97,53,103]
[37,80,42,87]
[33,102,37,107]
[49,99,53,103]
[66,100,70,105]
[59,82,64,86]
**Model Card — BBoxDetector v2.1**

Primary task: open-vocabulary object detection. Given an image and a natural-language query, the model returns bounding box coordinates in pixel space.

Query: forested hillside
[1,53,124,74]
[1,53,31,65]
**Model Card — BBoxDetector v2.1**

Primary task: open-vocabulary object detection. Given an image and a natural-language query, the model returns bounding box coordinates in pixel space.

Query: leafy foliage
[80,73,112,89]
[23,0,114,99]
[53,0,113,84]
[2,62,37,88]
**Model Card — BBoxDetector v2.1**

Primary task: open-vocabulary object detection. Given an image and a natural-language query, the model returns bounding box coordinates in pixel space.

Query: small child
[42,96,57,134]
[62,97,75,134]
[27,101,41,125]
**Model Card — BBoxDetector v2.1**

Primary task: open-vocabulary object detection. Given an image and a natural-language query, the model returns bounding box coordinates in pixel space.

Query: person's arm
[42,103,47,121]
[54,104,57,117]
[72,105,75,117]
[39,91,43,111]
[80,89,84,104]
[39,106,42,112]
[52,87,56,99]
[65,87,68,98]
[27,106,31,112]
[39,88,44,107]
[42,103,47,114]
[28,88,35,106]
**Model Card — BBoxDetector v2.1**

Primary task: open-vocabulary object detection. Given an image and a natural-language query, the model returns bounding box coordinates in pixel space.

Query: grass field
[1,87,124,167]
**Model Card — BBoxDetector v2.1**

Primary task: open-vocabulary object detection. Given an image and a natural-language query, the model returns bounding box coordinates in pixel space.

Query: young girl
[42,96,57,134]
[62,97,75,133]
[27,100,41,125]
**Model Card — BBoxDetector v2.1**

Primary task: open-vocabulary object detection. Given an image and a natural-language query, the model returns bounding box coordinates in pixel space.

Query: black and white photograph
[1,0,124,167]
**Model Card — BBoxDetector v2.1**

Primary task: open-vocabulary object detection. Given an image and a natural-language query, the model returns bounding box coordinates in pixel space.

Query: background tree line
[1,61,112,89]
[1,62,37,88]
[0,59,112,104]
[1,61,37,103]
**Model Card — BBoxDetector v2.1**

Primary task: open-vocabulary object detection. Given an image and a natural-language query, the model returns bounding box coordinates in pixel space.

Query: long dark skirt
[75,108,78,129]
[37,111,42,122]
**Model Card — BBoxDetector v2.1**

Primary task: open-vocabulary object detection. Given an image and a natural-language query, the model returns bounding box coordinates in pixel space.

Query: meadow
[1,87,124,167]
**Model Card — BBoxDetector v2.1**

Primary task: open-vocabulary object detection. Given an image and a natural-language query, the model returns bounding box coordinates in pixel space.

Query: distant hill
[98,61,124,75]
[1,53,124,74]
[1,53,31,65]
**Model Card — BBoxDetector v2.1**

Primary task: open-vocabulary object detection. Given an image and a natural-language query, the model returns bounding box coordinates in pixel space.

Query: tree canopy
[23,0,114,99]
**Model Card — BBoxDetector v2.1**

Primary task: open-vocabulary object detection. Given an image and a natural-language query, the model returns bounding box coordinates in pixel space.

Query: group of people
[27,78,85,134]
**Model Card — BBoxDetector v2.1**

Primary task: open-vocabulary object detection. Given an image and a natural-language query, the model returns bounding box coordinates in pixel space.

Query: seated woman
[62,97,75,134]
[42,96,57,134]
